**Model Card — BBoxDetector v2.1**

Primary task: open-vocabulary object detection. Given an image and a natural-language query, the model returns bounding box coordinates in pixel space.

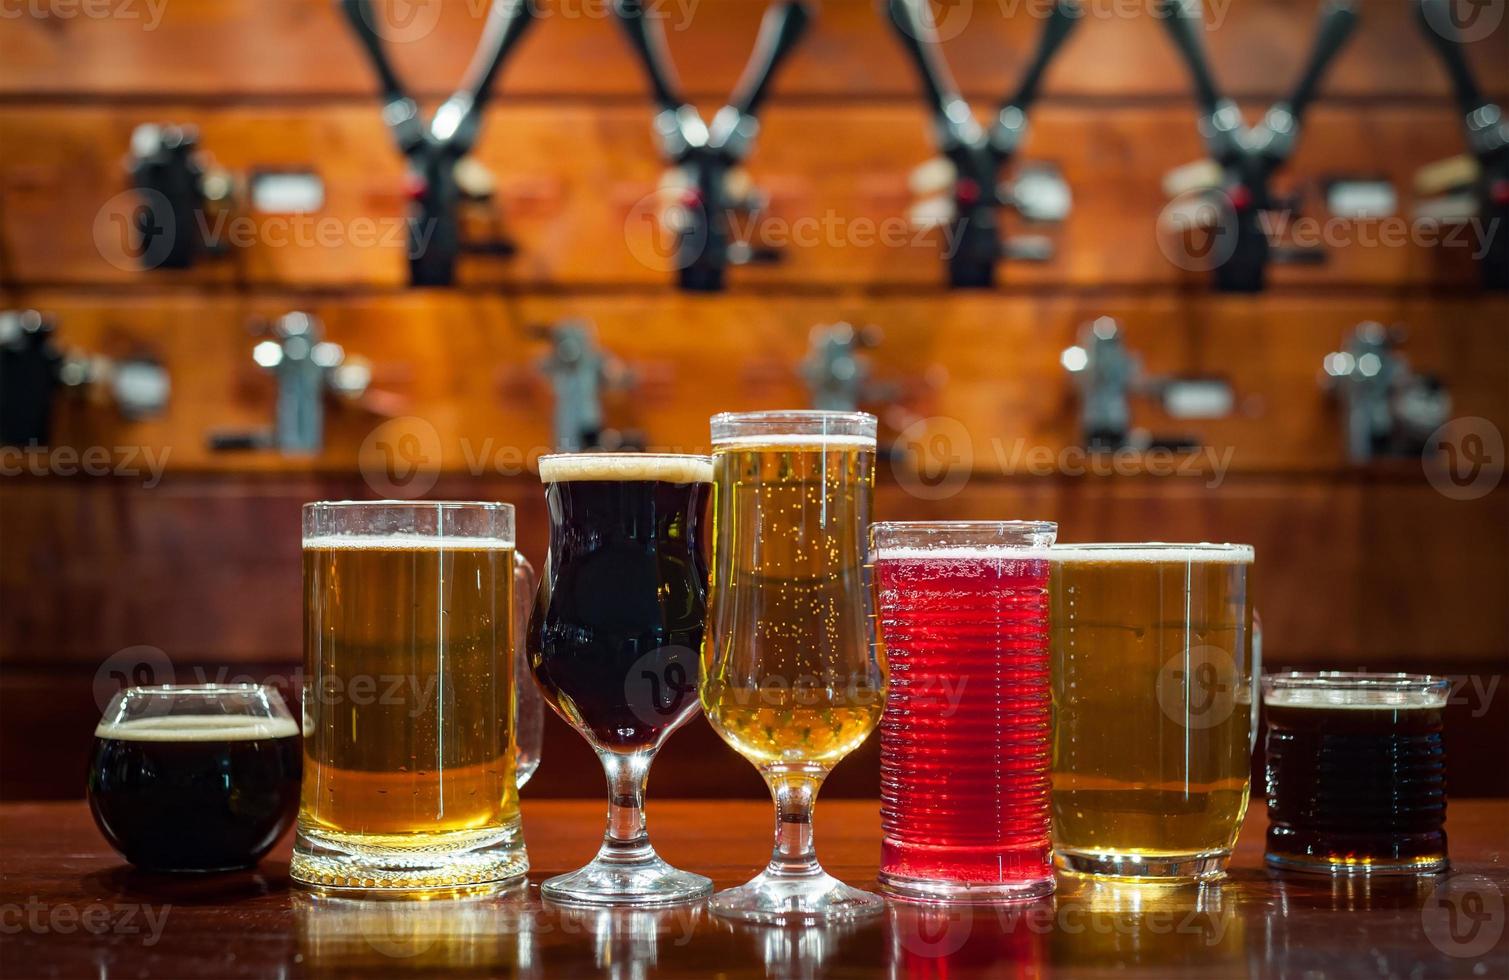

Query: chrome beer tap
[0,309,170,447]
[536,320,640,453]
[208,312,370,455]
[339,0,537,286]
[1322,322,1451,463]
[885,0,1080,288]
[1155,0,1359,292]
[614,0,811,291]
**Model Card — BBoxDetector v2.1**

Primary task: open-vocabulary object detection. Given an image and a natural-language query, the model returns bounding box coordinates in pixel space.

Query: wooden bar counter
[1,800,1504,978]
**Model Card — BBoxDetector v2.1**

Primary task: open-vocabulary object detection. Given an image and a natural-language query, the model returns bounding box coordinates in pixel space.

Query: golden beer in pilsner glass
[701,411,886,923]
[1050,543,1257,880]
[292,501,530,892]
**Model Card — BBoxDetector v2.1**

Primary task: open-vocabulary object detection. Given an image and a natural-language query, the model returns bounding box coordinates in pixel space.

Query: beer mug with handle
[292,500,534,893]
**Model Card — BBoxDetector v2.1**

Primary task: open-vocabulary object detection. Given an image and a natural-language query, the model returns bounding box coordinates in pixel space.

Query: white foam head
[538,453,712,484]
[302,535,514,551]
[1050,543,1254,564]
[873,546,1054,562]
[1265,688,1446,711]
[95,714,300,741]
[712,433,877,449]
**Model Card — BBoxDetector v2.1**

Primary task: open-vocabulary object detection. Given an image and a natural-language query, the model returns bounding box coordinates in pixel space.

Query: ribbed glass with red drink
[872,521,1057,903]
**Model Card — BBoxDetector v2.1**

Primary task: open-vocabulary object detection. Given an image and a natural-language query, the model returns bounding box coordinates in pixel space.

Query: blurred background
[1,0,1505,801]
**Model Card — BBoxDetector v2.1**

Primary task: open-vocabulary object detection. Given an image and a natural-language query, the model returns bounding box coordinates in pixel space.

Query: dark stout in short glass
[1264,674,1449,875]
[530,457,711,750]
[88,716,301,872]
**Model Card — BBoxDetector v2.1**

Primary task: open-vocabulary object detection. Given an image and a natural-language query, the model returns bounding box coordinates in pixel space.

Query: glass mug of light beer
[1050,543,1257,880]
[701,411,886,922]
[873,521,1058,903]
[291,501,534,892]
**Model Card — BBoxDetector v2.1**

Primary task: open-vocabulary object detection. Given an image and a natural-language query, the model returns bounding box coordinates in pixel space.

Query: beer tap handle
[884,0,975,148]
[337,0,426,153]
[437,0,538,153]
[613,0,689,117]
[1154,0,1226,121]
[1283,1,1358,125]
[726,1,811,121]
[1000,0,1080,117]
[1416,0,1490,119]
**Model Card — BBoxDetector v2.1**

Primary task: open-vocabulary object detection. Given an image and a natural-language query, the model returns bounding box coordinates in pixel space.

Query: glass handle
[513,551,543,789]
[1250,608,1263,754]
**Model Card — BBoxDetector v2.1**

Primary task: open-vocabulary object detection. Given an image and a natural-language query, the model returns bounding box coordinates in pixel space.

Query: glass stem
[595,748,655,865]
[762,767,827,879]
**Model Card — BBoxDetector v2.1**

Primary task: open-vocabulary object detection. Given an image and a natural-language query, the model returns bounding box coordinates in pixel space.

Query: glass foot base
[1265,852,1450,877]
[1054,848,1229,882]
[709,871,885,925]
[880,870,1054,904]
[290,822,527,894]
[541,853,711,907]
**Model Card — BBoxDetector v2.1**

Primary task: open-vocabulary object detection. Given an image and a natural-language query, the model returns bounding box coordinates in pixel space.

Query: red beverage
[872,521,1057,903]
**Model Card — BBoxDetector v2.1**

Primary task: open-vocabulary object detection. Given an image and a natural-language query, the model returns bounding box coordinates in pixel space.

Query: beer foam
[538,454,712,484]
[302,535,514,551]
[873,546,1054,562]
[1050,543,1254,564]
[1265,688,1447,711]
[95,714,300,741]
[712,434,877,449]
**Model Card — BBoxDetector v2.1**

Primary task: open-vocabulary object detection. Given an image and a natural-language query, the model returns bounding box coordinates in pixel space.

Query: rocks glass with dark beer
[89,683,300,872]
[1049,543,1258,880]
[529,453,715,906]
[1263,672,1450,875]
[291,501,533,892]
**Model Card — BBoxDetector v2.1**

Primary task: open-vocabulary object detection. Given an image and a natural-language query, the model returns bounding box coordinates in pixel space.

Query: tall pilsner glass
[701,411,886,923]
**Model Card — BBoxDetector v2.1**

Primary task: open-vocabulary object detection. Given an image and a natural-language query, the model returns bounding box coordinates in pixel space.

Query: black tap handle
[1003,0,1081,112]
[337,1,411,112]
[613,0,687,115]
[1285,0,1358,121]
[1415,0,1489,117]
[1154,0,1224,118]
[728,1,812,119]
[443,0,538,151]
[884,0,967,132]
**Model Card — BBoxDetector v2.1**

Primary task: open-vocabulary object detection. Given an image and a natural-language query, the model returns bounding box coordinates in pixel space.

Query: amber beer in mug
[292,501,531,891]
[1050,543,1257,879]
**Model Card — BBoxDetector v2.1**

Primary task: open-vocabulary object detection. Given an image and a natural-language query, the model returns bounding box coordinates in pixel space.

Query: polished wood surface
[0,799,1504,978]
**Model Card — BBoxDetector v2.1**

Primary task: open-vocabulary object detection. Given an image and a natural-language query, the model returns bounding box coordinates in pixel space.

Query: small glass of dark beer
[88,683,301,872]
[1263,672,1450,875]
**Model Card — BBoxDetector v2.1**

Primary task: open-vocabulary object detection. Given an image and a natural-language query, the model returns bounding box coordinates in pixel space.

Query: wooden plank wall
[1,0,1506,799]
